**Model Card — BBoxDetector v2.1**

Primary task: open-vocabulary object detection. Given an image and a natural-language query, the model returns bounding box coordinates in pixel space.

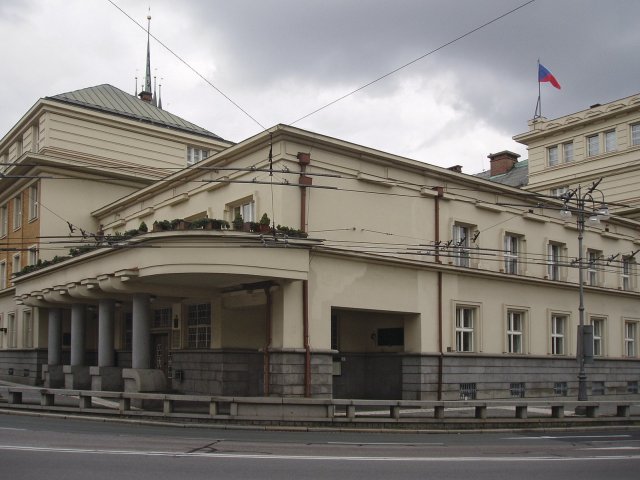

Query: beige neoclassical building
[1,83,640,400]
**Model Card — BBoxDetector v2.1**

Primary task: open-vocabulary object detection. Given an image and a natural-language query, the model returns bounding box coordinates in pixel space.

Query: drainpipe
[298,152,312,397]
[433,187,444,400]
[263,286,273,396]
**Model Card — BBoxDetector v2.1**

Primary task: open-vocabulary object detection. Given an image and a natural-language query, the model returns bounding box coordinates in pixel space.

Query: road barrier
[1,385,637,427]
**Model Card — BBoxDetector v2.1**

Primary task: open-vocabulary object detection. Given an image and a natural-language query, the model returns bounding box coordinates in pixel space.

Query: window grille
[510,382,525,398]
[459,383,477,400]
[553,381,568,396]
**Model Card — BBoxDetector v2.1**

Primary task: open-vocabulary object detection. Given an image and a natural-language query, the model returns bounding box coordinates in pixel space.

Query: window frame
[12,194,22,230]
[621,255,636,291]
[562,141,574,163]
[547,145,559,166]
[12,253,21,275]
[506,309,525,354]
[586,134,600,157]
[22,309,33,348]
[631,123,640,146]
[547,242,565,281]
[187,303,212,349]
[0,203,7,237]
[227,196,256,224]
[455,305,477,353]
[28,183,38,221]
[587,249,602,286]
[503,233,521,275]
[590,316,605,357]
[551,313,567,355]
[7,312,17,349]
[604,129,617,153]
[0,260,6,290]
[624,320,637,357]
[186,146,210,166]
[452,223,473,268]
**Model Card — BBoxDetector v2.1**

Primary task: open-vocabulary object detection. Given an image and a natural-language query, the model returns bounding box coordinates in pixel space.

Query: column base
[42,365,65,388]
[63,365,91,390]
[122,368,166,393]
[90,366,124,391]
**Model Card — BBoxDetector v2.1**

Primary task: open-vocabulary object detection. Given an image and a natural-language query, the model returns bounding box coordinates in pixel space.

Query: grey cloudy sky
[2,0,640,173]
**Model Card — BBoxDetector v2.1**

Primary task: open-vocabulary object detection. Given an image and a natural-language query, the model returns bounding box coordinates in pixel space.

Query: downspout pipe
[298,152,312,397]
[433,186,444,400]
[263,286,273,396]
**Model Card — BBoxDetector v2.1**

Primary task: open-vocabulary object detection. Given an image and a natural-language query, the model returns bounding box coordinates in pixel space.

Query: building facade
[2,93,639,399]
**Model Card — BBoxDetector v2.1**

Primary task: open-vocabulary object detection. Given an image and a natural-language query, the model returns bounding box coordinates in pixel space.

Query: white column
[70,304,86,366]
[47,308,62,365]
[132,294,151,369]
[98,299,116,367]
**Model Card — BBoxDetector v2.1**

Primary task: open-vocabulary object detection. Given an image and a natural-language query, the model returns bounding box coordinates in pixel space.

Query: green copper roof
[47,84,225,141]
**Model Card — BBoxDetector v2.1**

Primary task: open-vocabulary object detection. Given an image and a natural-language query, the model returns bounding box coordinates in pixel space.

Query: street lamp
[560,178,609,401]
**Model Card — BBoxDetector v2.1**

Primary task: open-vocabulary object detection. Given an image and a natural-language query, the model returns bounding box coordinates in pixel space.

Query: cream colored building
[2,87,639,399]
[0,84,231,386]
[515,92,640,219]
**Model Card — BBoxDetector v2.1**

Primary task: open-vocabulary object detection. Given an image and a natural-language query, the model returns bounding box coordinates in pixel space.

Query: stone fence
[1,385,638,428]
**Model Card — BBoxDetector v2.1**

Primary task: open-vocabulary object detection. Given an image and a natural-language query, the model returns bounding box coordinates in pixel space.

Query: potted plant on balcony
[258,213,271,233]
[232,213,244,231]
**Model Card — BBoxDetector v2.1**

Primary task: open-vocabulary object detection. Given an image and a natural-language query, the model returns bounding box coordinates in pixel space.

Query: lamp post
[560,178,609,401]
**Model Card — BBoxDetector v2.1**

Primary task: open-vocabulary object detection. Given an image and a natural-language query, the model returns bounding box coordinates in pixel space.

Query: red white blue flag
[538,63,561,89]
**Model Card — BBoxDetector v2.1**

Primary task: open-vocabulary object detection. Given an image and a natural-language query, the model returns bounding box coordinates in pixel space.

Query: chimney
[447,165,463,173]
[487,151,520,176]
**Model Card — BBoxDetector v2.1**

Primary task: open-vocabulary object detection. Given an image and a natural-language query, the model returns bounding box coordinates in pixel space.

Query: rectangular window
[591,317,604,357]
[459,383,477,400]
[455,306,475,352]
[554,381,568,396]
[28,246,38,266]
[622,256,635,291]
[13,195,22,229]
[152,307,172,329]
[507,310,524,354]
[562,142,574,162]
[504,234,520,274]
[8,312,17,348]
[551,186,569,198]
[28,184,38,220]
[547,243,564,280]
[22,310,33,348]
[453,224,471,267]
[547,145,558,166]
[604,130,616,153]
[551,314,566,355]
[187,303,211,349]
[628,381,639,394]
[232,201,255,224]
[586,134,599,157]
[0,261,6,290]
[187,146,209,166]
[12,254,21,275]
[0,203,7,237]
[510,382,525,398]
[631,124,640,146]
[587,249,602,286]
[624,321,637,357]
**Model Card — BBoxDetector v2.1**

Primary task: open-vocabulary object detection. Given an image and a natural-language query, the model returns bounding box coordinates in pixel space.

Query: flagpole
[534,59,542,119]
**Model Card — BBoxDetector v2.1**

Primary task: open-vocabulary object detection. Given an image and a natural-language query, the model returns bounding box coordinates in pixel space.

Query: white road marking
[0,427,27,431]
[503,435,632,440]
[0,445,639,462]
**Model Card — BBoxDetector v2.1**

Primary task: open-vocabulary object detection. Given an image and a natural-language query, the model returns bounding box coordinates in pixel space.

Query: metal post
[576,185,588,401]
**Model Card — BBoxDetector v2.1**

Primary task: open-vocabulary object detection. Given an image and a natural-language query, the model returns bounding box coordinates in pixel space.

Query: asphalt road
[1,413,639,479]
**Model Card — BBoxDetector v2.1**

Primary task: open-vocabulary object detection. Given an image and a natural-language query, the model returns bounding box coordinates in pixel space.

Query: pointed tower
[138,14,153,103]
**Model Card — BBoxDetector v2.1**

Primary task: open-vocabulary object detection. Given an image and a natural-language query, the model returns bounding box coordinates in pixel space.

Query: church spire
[138,12,153,103]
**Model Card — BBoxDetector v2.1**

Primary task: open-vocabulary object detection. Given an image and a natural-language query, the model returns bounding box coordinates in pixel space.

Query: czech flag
[538,63,561,89]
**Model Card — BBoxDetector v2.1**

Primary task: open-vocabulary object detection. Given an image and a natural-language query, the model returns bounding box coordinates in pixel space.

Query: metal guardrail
[1,385,637,425]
